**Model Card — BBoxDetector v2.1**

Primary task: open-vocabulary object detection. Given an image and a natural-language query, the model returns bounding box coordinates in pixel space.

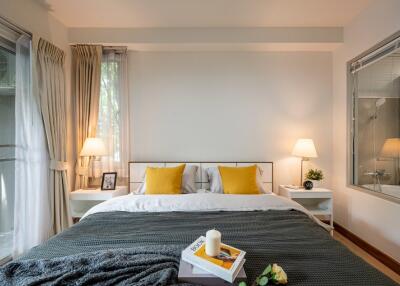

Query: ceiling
[44,0,373,28]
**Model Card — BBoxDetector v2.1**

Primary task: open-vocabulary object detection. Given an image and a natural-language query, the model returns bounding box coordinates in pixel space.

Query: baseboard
[333,222,400,275]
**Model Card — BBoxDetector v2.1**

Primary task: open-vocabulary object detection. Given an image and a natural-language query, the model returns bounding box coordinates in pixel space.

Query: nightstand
[279,185,333,228]
[70,186,128,219]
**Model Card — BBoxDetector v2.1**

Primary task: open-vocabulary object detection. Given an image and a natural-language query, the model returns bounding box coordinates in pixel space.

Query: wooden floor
[333,231,400,284]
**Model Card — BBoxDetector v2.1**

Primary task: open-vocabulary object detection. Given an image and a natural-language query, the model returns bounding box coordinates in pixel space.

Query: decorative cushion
[137,165,198,194]
[218,165,260,195]
[145,164,186,195]
[206,166,267,193]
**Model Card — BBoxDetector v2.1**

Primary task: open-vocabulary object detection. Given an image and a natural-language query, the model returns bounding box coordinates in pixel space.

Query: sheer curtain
[96,48,129,179]
[13,35,51,257]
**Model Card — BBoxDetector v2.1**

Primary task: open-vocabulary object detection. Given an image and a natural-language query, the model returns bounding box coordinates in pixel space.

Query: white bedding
[82,193,331,231]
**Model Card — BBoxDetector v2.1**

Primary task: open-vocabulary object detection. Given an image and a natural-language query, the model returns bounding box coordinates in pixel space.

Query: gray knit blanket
[7,210,399,286]
[0,246,191,286]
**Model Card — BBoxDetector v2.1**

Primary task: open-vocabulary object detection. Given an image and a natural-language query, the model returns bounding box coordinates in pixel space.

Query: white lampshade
[380,138,400,158]
[80,137,107,157]
[292,138,318,158]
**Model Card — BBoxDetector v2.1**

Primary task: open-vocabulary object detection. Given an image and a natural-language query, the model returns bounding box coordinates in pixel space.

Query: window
[0,39,15,264]
[349,32,400,201]
[0,17,34,263]
[96,48,129,178]
[98,58,121,162]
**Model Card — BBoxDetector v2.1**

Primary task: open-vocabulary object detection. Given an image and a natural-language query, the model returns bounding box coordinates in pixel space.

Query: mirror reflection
[352,49,400,199]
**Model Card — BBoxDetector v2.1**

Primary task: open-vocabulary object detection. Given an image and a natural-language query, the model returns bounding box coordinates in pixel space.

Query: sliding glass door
[0,38,15,262]
[0,18,50,260]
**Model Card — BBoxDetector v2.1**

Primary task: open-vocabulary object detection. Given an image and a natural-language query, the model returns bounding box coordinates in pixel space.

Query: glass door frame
[0,38,15,265]
[0,16,31,265]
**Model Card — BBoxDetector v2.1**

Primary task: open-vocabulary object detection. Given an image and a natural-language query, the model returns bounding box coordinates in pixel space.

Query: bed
[1,162,397,286]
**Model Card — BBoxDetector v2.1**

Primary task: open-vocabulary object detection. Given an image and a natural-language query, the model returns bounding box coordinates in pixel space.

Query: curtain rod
[0,16,31,38]
[70,44,127,51]
[103,46,127,51]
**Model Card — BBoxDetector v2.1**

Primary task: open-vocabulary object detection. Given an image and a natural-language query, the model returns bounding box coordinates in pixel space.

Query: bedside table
[279,185,333,228]
[70,186,128,219]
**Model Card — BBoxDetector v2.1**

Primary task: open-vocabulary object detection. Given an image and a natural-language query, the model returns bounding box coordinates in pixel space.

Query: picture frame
[101,172,117,190]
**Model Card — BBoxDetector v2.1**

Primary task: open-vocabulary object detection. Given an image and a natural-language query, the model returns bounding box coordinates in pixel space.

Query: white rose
[272,264,288,284]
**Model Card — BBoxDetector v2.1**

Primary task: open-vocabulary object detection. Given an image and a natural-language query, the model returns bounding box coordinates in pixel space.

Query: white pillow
[135,165,198,194]
[206,167,224,193]
[206,166,269,194]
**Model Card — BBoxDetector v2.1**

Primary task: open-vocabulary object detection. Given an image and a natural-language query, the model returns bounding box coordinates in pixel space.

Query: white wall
[0,0,75,191]
[332,0,400,262]
[129,51,332,190]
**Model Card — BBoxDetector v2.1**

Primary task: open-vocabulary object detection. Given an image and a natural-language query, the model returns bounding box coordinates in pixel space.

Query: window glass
[351,49,400,200]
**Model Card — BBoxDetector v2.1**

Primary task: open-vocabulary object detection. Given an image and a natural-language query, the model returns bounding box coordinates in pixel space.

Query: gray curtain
[71,45,102,189]
[36,38,72,234]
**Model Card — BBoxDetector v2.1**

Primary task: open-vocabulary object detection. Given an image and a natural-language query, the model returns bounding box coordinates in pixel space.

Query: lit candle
[205,229,221,257]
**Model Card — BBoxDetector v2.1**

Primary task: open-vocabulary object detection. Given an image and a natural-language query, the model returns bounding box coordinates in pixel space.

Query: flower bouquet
[239,264,288,286]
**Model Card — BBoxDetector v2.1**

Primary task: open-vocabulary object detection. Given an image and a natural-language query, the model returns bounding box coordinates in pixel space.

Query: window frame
[0,15,32,265]
[347,30,400,204]
[96,47,126,169]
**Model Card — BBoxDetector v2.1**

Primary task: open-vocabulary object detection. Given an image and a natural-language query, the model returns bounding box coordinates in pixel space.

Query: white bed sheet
[82,193,330,230]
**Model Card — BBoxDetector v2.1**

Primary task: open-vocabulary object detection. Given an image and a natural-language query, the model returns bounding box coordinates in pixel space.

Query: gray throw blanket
[11,211,399,286]
[0,246,192,286]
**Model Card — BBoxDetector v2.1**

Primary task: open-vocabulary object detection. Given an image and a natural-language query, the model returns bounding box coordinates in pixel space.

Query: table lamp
[292,138,318,186]
[80,137,107,188]
[380,138,400,184]
[380,138,400,158]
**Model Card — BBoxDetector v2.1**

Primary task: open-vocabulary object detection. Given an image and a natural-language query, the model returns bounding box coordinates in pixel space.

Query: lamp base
[300,157,310,186]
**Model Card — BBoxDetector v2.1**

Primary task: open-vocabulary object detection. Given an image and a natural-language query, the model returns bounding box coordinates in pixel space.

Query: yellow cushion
[218,165,260,195]
[145,164,186,195]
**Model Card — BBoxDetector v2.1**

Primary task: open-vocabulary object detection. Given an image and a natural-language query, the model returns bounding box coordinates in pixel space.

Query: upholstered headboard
[128,161,273,193]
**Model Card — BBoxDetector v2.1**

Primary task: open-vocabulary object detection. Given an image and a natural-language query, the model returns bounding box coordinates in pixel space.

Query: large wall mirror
[350,33,400,201]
